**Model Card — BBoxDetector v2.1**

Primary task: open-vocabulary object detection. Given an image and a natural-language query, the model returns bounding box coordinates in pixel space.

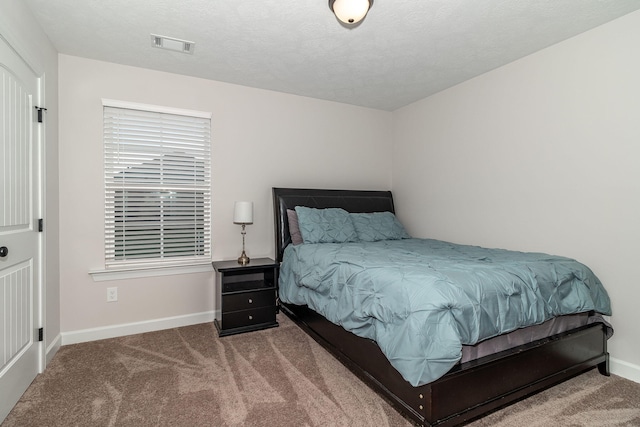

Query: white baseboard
[61,311,216,346]
[610,357,640,384]
[45,333,62,367]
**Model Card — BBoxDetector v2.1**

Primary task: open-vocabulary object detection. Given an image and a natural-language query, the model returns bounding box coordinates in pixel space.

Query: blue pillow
[294,206,358,244]
[350,212,411,242]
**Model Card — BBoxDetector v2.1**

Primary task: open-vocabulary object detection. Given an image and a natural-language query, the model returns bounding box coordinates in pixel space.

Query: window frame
[98,99,213,275]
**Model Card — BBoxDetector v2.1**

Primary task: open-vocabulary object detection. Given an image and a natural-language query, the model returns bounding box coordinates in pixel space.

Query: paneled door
[0,36,42,422]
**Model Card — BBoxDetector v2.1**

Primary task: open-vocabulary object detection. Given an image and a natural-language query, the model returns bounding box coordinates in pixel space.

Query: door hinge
[38,218,44,232]
[34,106,48,123]
[38,328,44,342]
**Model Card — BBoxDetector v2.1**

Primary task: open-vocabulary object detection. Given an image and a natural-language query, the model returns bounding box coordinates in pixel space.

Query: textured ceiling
[25,0,640,111]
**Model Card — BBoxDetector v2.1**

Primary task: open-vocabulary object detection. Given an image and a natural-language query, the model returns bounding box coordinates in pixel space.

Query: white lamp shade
[332,0,370,24]
[233,201,253,224]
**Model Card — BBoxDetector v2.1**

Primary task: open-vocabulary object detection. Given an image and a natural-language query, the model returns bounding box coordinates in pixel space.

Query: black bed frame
[272,187,609,426]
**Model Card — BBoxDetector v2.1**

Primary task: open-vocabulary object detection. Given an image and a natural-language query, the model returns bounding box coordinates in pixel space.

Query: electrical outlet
[107,287,118,302]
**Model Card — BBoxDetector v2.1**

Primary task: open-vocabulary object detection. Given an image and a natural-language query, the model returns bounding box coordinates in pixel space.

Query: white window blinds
[103,103,211,268]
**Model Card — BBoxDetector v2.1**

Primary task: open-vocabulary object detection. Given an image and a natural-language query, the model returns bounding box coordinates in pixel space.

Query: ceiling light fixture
[329,0,372,25]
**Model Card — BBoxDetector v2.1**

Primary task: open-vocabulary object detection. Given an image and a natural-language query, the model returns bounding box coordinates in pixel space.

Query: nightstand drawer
[222,306,277,330]
[224,289,275,311]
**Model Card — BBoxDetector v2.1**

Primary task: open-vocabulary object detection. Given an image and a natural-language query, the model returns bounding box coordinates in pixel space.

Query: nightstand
[213,257,279,337]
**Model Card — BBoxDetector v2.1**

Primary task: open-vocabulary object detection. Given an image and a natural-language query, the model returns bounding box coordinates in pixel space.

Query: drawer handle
[248,315,253,320]
[248,298,253,304]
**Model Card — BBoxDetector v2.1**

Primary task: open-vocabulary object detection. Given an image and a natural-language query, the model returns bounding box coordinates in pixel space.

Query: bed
[272,187,612,426]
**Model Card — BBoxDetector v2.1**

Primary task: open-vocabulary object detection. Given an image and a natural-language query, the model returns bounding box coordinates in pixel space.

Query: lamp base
[237,251,250,265]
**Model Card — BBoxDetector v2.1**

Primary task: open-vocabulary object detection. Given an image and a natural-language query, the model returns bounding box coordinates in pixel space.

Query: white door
[0,36,42,422]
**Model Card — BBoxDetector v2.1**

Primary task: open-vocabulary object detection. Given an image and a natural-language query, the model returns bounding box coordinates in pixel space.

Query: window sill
[89,262,214,282]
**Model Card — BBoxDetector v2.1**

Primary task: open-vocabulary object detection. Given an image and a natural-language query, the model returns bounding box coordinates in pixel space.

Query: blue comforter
[278,238,611,386]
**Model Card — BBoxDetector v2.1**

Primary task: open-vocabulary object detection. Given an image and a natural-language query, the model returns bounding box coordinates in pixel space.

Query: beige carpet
[3,314,640,427]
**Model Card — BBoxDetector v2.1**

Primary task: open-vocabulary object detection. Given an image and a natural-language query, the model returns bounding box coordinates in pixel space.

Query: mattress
[460,312,612,362]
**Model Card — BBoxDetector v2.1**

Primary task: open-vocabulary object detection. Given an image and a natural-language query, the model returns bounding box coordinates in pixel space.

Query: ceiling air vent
[150,34,195,54]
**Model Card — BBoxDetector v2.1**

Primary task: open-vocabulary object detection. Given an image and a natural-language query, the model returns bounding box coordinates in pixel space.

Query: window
[103,100,211,269]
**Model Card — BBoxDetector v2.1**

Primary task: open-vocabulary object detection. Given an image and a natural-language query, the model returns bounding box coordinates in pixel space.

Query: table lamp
[233,201,253,265]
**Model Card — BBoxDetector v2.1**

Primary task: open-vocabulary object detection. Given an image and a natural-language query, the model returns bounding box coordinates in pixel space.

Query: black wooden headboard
[272,187,395,262]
